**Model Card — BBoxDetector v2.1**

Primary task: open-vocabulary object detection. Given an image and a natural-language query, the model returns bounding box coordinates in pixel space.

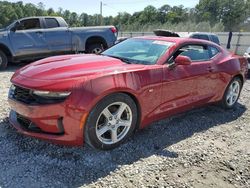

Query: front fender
[69,66,164,129]
[0,30,15,57]
[70,72,142,113]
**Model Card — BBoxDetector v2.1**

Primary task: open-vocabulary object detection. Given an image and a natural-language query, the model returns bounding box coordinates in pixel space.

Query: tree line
[0,0,249,32]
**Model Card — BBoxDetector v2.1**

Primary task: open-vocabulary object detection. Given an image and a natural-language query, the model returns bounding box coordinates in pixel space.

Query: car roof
[18,16,62,21]
[134,36,220,47]
[189,32,218,36]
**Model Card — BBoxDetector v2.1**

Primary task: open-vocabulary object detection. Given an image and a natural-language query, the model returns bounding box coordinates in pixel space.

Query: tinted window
[191,34,209,41]
[209,46,220,58]
[16,19,41,30]
[179,45,210,61]
[45,18,59,28]
[210,35,220,45]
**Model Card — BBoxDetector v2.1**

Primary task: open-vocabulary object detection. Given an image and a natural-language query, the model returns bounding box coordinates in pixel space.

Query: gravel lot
[0,65,249,188]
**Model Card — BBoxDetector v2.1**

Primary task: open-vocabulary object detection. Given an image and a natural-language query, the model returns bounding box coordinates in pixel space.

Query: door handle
[207,66,215,72]
[35,31,43,34]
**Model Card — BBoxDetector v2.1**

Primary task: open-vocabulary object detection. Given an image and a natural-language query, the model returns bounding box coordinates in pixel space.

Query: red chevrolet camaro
[8,36,248,150]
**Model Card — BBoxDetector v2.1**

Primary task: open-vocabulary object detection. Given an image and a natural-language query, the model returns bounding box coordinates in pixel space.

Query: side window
[210,35,220,45]
[191,34,209,41]
[179,45,210,62]
[16,19,41,30]
[209,46,220,58]
[45,18,59,28]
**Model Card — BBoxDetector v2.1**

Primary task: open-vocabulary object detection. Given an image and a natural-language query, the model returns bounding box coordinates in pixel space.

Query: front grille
[13,85,37,104]
[16,113,42,133]
[16,113,65,135]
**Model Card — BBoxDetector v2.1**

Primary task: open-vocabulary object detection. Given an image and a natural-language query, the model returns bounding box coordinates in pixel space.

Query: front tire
[0,50,8,70]
[84,93,137,150]
[221,77,242,109]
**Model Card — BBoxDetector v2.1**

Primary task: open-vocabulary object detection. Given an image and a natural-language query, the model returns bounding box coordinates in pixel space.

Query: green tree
[195,0,221,25]
[138,6,158,25]
[167,5,188,23]
[220,0,246,31]
[195,0,247,31]
[0,0,248,32]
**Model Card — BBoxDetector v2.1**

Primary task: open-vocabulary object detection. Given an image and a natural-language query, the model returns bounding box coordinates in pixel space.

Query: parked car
[153,30,220,45]
[115,30,181,44]
[244,47,250,70]
[0,16,117,69]
[8,36,248,150]
[153,29,180,37]
[189,32,220,45]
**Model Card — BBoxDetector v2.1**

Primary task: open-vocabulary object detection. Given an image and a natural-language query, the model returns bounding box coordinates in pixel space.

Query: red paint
[8,37,248,146]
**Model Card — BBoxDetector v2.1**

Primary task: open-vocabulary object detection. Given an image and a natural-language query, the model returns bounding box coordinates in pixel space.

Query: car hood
[16,54,145,81]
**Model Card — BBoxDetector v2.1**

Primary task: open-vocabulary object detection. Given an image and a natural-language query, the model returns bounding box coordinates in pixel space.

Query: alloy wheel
[95,102,132,145]
[226,80,240,106]
[92,48,103,54]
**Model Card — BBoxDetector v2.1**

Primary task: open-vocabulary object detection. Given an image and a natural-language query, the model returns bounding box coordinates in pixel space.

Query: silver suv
[189,32,220,45]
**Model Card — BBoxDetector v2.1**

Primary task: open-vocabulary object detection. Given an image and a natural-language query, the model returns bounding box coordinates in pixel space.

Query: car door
[42,18,71,53]
[9,18,48,57]
[160,44,218,114]
[180,44,218,104]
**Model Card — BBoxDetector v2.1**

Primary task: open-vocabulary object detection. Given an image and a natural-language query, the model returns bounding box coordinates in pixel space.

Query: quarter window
[209,46,220,58]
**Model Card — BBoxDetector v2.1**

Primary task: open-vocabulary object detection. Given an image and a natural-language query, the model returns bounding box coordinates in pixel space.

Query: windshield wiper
[117,57,132,64]
[103,54,132,64]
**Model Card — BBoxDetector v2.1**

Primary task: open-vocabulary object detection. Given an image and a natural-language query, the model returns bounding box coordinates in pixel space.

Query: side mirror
[175,55,192,65]
[10,21,21,32]
[10,26,16,32]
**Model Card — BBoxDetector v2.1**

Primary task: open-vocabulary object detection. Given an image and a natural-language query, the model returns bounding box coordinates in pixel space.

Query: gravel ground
[0,65,249,188]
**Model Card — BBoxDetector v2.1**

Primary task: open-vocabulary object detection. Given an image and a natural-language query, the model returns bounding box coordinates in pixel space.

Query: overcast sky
[6,0,200,16]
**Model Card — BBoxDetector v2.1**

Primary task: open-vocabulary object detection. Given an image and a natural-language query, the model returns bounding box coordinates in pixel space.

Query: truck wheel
[86,43,104,54]
[0,50,8,70]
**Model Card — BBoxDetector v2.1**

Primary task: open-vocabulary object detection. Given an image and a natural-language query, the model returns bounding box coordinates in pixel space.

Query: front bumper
[8,98,86,146]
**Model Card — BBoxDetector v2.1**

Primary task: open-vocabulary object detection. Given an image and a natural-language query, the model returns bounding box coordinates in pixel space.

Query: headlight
[32,90,71,99]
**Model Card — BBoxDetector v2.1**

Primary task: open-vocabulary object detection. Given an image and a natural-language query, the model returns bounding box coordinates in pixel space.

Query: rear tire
[221,77,242,109]
[84,93,137,150]
[0,50,8,70]
[86,43,104,54]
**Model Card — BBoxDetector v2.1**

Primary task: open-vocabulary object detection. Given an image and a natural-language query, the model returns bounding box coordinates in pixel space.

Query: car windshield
[102,38,174,65]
